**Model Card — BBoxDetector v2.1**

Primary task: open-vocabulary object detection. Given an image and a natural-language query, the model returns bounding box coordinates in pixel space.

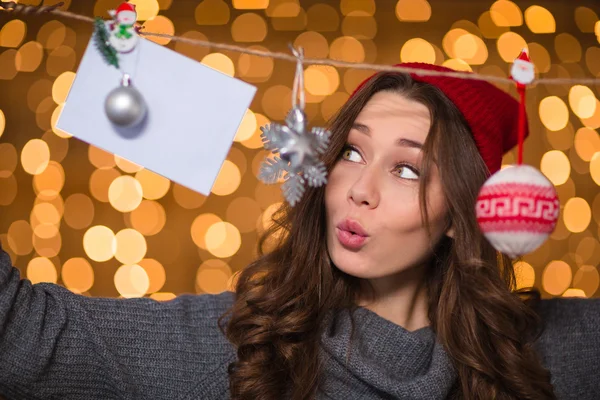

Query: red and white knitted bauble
[475,165,559,258]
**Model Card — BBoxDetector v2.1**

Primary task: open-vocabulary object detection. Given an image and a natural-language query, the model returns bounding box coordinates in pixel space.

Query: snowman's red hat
[116,2,136,14]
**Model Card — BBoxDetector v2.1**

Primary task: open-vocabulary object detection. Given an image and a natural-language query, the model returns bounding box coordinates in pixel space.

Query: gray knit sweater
[0,247,599,399]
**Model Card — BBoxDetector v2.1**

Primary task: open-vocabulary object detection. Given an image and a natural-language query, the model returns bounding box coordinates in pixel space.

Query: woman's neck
[357,265,430,332]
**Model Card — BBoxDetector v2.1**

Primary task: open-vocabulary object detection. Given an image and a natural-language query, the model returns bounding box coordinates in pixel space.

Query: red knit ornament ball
[475,165,559,258]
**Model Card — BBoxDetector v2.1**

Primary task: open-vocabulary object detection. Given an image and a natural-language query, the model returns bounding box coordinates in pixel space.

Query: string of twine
[2,2,600,86]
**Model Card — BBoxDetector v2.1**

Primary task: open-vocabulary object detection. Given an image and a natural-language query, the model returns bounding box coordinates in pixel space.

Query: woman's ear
[446,222,455,239]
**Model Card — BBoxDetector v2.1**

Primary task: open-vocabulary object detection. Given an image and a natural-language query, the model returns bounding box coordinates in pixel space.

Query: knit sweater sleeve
[0,247,236,400]
[535,297,600,399]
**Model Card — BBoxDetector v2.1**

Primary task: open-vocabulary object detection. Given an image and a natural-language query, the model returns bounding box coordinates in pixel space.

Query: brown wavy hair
[218,72,556,399]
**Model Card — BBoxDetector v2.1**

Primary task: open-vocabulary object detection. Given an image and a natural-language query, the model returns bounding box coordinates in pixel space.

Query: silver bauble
[105,76,147,127]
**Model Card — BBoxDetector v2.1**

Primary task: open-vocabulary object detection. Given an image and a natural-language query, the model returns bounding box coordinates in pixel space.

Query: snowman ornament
[106,2,139,53]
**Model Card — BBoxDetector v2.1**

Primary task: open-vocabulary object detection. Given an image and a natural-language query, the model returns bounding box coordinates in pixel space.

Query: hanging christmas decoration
[258,46,331,206]
[93,1,147,128]
[104,73,147,127]
[475,48,560,258]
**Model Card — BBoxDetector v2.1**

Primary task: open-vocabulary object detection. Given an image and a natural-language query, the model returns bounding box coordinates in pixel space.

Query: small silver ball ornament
[105,74,147,127]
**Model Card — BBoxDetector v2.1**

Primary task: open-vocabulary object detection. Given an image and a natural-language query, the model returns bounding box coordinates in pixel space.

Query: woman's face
[325,91,453,281]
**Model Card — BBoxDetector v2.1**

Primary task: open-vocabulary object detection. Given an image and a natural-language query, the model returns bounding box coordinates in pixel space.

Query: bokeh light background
[0,0,599,301]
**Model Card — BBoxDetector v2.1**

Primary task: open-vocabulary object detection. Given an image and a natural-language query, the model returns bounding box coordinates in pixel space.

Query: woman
[0,63,598,400]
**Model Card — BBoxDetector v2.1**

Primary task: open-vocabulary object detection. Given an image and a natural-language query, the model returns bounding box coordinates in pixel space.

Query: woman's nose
[347,166,380,209]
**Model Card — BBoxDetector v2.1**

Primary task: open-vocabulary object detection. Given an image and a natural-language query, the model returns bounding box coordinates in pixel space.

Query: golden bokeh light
[241,113,270,149]
[575,7,599,33]
[514,261,535,289]
[64,193,94,230]
[233,0,269,9]
[591,152,600,186]
[234,109,257,142]
[172,183,207,209]
[442,59,472,72]
[262,85,291,120]
[205,221,242,258]
[138,258,166,293]
[540,150,570,186]
[108,175,144,212]
[0,49,18,80]
[478,11,508,39]
[196,259,232,294]
[21,139,50,175]
[569,85,597,119]
[33,161,65,198]
[114,264,150,298]
[191,213,222,249]
[37,20,66,49]
[202,52,235,77]
[555,33,582,63]
[114,155,143,173]
[52,71,75,104]
[562,288,587,298]
[42,130,69,163]
[135,169,170,200]
[226,196,262,233]
[0,143,17,178]
[395,0,431,22]
[340,0,374,16]
[237,45,274,82]
[27,257,58,285]
[50,104,72,138]
[46,45,76,77]
[574,128,600,162]
[83,225,116,262]
[490,0,522,27]
[115,229,147,265]
[573,265,600,297]
[305,65,340,96]
[563,197,591,233]
[306,3,339,32]
[62,257,94,293]
[195,0,230,25]
[321,91,349,122]
[130,199,166,236]
[129,0,159,21]
[174,31,209,62]
[7,220,33,256]
[453,33,488,65]
[341,14,377,40]
[542,260,572,295]
[0,19,26,48]
[294,31,329,59]
[0,109,5,138]
[400,38,435,64]
[539,96,569,131]
[524,5,555,33]
[496,32,527,62]
[142,15,175,45]
[90,167,121,202]
[231,13,267,42]
[211,160,241,196]
[330,36,365,63]
[15,41,44,72]
[150,292,176,301]
[528,42,550,73]
[89,145,116,169]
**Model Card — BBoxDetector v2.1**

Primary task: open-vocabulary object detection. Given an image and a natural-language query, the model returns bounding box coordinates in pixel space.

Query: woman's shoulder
[535,296,600,332]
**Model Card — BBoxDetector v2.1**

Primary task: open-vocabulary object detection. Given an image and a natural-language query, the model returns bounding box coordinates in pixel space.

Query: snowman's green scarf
[115,23,134,39]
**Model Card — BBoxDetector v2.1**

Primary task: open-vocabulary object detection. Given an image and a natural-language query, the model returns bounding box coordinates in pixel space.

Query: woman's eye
[393,164,420,180]
[341,145,362,162]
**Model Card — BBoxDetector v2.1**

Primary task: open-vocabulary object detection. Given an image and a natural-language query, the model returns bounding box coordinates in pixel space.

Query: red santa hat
[350,62,528,176]
[515,48,530,63]
[116,2,136,14]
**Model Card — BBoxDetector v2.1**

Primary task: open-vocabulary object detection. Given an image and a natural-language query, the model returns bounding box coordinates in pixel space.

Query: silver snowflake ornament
[258,106,331,206]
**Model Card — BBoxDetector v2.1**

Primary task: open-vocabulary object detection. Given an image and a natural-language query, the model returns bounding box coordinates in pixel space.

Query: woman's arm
[0,246,235,400]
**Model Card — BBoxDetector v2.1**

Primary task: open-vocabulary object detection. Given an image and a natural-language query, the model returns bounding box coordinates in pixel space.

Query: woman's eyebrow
[352,122,424,150]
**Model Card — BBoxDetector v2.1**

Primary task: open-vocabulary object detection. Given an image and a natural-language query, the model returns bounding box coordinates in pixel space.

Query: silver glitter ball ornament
[105,75,147,127]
